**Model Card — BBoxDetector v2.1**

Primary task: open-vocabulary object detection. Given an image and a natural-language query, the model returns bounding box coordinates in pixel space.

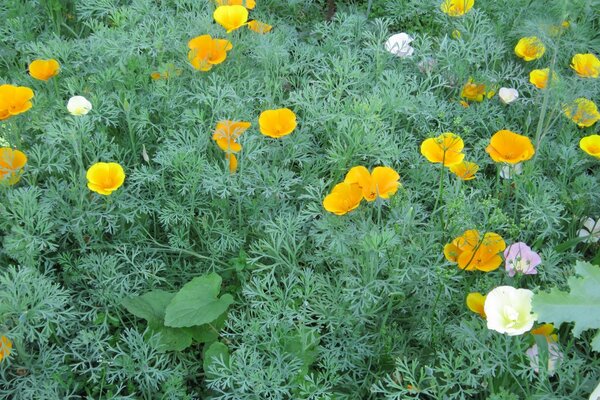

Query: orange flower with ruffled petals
[323,182,363,215]
[0,148,27,185]
[212,120,251,153]
[570,53,600,78]
[466,292,486,318]
[580,135,600,159]
[28,59,60,81]
[86,162,126,196]
[248,20,273,34]
[515,37,545,61]
[0,84,34,121]
[0,336,12,362]
[420,132,464,166]
[448,160,478,180]
[214,5,249,33]
[258,108,297,138]
[444,230,506,272]
[345,166,400,202]
[187,35,233,72]
[563,98,600,128]
[485,130,535,164]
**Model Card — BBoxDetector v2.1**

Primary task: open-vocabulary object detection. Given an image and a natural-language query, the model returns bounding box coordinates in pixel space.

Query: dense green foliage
[1,0,599,398]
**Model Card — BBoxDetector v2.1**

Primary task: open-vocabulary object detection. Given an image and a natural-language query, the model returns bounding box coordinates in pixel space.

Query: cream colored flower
[484,286,537,336]
[498,88,519,104]
[385,33,414,58]
[67,96,92,116]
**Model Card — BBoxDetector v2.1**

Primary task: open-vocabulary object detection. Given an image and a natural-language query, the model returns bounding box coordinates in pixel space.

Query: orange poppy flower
[466,292,486,318]
[247,20,272,34]
[0,84,34,121]
[0,336,12,362]
[0,148,27,185]
[460,79,488,102]
[563,98,600,128]
[216,0,255,9]
[420,132,464,166]
[258,108,297,138]
[28,59,60,81]
[448,160,478,180]
[440,0,474,16]
[570,53,600,78]
[86,162,126,196]
[187,35,233,72]
[485,130,535,164]
[323,182,363,215]
[444,229,506,272]
[529,68,558,89]
[344,166,400,202]
[226,153,238,173]
[213,5,249,33]
[212,120,251,153]
[580,135,600,159]
[514,37,545,61]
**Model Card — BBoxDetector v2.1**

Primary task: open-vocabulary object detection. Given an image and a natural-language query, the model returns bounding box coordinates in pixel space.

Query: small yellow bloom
[440,0,474,17]
[466,292,486,318]
[448,160,478,180]
[86,162,126,196]
[460,79,487,102]
[226,153,238,173]
[420,132,465,166]
[515,37,545,61]
[247,20,273,34]
[580,135,600,159]
[258,108,297,138]
[0,336,12,362]
[212,120,251,152]
[529,68,558,89]
[213,5,249,33]
[344,166,400,202]
[28,59,60,81]
[150,72,162,80]
[486,130,535,164]
[323,181,363,215]
[570,53,600,79]
[0,147,27,185]
[188,35,233,72]
[563,98,600,128]
[215,0,255,9]
[0,84,34,121]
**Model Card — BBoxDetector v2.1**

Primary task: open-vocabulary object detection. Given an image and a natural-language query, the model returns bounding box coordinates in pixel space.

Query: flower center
[511,257,530,273]
[503,305,520,327]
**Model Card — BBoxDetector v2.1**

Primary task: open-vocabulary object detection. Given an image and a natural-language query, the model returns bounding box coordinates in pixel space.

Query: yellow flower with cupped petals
[0,84,34,121]
[444,230,506,272]
[563,98,600,128]
[570,53,600,78]
[529,68,558,89]
[448,160,478,180]
[580,135,600,159]
[485,130,535,164]
[258,108,297,138]
[247,20,273,34]
[187,35,233,72]
[323,181,363,215]
[420,132,465,166]
[440,0,474,17]
[216,0,255,9]
[344,166,400,202]
[214,5,249,33]
[515,37,545,61]
[466,292,486,318]
[0,148,27,185]
[212,120,251,153]
[86,162,126,196]
[0,336,12,362]
[460,79,489,102]
[28,59,60,81]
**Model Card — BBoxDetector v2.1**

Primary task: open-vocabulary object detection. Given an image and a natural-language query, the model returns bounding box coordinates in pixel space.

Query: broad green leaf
[203,341,229,379]
[121,290,175,325]
[165,273,234,328]
[533,261,600,338]
[148,321,193,352]
[189,311,228,343]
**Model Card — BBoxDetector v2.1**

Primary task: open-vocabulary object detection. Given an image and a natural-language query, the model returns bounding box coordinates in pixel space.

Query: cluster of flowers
[420,132,478,180]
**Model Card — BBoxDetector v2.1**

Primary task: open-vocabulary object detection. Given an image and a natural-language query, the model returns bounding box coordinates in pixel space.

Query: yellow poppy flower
[570,53,600,78]
[579,135,600,159]
[466,292,486,318]
[187,35,233,72]
[485,130,535,164]
[28,59,60,81]
[344,166,400,202]
[258,108,297,138]
[0,336,12,362]
[216,0,255,9]
[460,79,488,102]
[529,68,558,89]
[0,148,27,185]
[420,132,465,166]
[214,5,249,33]
[444,230,506,272]
[226,153,238,173]
[0,84,34,121]
[514,37,545,61]
[247,20,273,34]
[440,0,474,17]
[563,98,600,128]
[323,181,363,215]
[212,120,251,153]
[448,160,478,180]
[86,162,126,196]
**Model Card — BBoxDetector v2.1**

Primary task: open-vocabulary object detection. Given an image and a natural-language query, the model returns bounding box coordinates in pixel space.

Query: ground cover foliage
[1,0,600,398]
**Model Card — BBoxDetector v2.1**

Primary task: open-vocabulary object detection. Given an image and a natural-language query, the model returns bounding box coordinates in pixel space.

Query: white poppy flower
[484,286,537,336]
[499,88,519,104]
[578,217,600,243]
[67,96,92,116]
[385,33,415,58]
[500,162,523,179]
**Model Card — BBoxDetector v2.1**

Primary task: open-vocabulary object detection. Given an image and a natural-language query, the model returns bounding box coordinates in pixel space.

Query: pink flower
[504,242,541,277]
[526,340,562,376]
